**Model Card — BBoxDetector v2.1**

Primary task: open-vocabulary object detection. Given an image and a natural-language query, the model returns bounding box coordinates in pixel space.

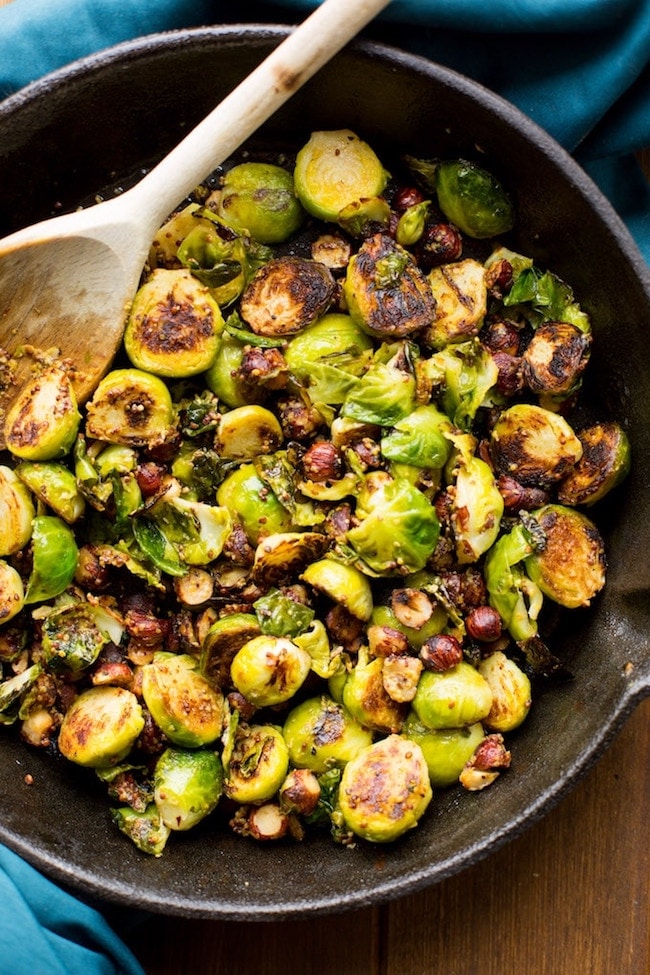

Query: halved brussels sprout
[412,661,493,730]
[522,321,592,396]
[490,403,583,487]
[380,405,452,469]
[224,723,289,804]
[204,333,248,408]
[230,634,312,707]
[524,504,607,608]
[200,612,261,687]
[216,162,304,244]
[153,746,223,831]
[341,356,416,427]
[0,561,24,625]
[450,453,504,564]
[24,515,78,604]
[58,686,145,768]
[420,338,498,431]
[284,313,374,405]
[343,233,436,338]
[216,464,293,544]
[251,532,329,588]
[434,158,514,239]
[216,405,283,460]
[0,663,40,719]
[16,461,85,524]
[141,653,224,747]
[338,734,432,843]
[557,421,631,506]
[146,494,232,566]
[478,651,531,732]
[484,522,543,642]
[370,601,447,651]
[0,464,35,556]
[422,258,487,349]
[342,649,408,734]
[4,364,81,461]
[85,368,177,448]
[401,712,485,788]
[125,268,223,377]
[301,558,373,621]
[239,256,336,337]
[294,129,389,223]
[282,695,373,773]
[345,474,440,576]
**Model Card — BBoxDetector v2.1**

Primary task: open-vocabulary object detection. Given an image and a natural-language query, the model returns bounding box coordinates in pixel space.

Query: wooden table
[123,695,649,975]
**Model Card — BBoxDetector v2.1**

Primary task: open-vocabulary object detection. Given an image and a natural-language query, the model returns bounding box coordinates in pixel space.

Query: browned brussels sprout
[490,403,582,487]
[283,695,373,773]
[524,504,607,608]
[124,268,224,377]
[557,421,631,506]
[522,321,592,395]
[239,256,336,337]
[4,364,81,461]
[141,653,225,748]
[85,368,177,448]
[343,233,435,338]
[0,465,35,556]
[338,734,432,842]
[58,686,144,768]
[225,723,289,804]
[422,258,487,349]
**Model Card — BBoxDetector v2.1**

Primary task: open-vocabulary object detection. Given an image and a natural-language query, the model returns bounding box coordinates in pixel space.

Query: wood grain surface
[123,695,649,975]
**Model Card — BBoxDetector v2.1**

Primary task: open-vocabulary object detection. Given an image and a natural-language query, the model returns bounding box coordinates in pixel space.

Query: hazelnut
[417,222,463,268]
[420,633,463,672]
[300,440,344,483]
[465,605,503,643]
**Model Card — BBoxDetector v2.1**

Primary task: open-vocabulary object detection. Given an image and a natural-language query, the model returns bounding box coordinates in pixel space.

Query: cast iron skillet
[0,27,649,920]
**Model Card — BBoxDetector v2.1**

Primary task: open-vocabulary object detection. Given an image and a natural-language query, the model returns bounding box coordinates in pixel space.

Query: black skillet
[0,27,648,919]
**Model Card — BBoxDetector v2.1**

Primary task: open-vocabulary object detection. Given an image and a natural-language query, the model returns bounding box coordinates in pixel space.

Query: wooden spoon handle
[132,0,393,232]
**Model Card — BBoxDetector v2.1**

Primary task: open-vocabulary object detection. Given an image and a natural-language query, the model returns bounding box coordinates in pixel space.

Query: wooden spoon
[0,0,391,444]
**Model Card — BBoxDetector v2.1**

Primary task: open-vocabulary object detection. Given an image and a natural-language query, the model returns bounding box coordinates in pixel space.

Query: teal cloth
[0,0,649,971]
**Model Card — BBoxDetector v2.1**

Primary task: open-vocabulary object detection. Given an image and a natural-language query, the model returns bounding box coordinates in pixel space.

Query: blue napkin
[0,1,649,971]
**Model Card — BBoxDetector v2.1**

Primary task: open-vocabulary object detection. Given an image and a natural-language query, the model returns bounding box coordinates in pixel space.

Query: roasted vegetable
[85,368,177,448]
[58,686,144,768]
[557,421,631,506]
[4,364,80,461]
[490,403,583,488]
[0,464,35,556]
[141,653,224,748]
[153,747,223,831]
[216,161,304,244]
[433,158,514,238]
[240,256,336,337]
[524,504,607,609]
[283,695,373,774]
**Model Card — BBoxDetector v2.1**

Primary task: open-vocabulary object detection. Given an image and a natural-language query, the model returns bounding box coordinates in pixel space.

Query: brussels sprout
[110,803,171,857]
[0,561,25,625]
[557,421,631,506]
[216,162,304,244]
[153,746,223,831]
[225,723,289,804]
[504,263,591,333]
[216,464,293,544]
[490,403,583,488]
[337,195,392,239]
[434,158,514,238]
[253,586,315,638]
[420,338,498,431]
[230,634,312,707]
[342,649,407,734]
[402,712,485,787]
[422,258,487,349]
[58,686,145,768]
[395,200,431,247]
[343,233,436,338]
[24,515,78,604]
[148,202,203,268]
[283,695,373,773]
[16,461,85,524]
[124,268,224,377]
[370,602,447,651]
[484,522,544,642]
[478,651,531,732]
[284,313,374,405]
[199,612,261,687]
[215,405,283,460]
[345,474,440,575]
[380,405,452,469]
[4,364,81,461]
[85,368,177,448]
[301,558,373,621]
[338,734,432,843]
[412,661,493,729]
[294,129,389,223]
[294,619,344,680]
[522,322,592,396]
[341,357,416,428]
[524,504,607,608]
[450,453,504,564]
[251,532,328,588]
[239,256,336,337]
[141,653,224,747]
[0,465,35,556]
[204,333,249,408]
[146,494,232,566]
[41,601,114,675]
